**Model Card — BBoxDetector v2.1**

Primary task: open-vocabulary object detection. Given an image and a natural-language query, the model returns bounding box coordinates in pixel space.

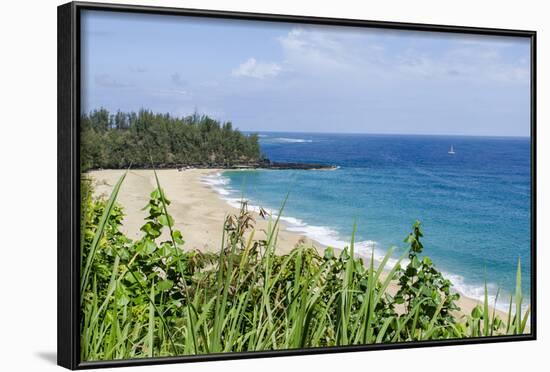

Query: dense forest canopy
[80,109,262,172]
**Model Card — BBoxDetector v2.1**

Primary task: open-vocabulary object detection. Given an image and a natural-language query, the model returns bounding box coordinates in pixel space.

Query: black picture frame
[58,1,537,369]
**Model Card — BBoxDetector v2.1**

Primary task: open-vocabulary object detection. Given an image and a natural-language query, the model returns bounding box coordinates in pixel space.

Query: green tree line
[80,109,262,172]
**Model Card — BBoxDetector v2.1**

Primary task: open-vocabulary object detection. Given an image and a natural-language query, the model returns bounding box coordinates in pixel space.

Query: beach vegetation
[80,173,530,361]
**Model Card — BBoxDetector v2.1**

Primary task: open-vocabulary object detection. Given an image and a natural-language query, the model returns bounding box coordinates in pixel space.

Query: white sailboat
[448,145,455,155]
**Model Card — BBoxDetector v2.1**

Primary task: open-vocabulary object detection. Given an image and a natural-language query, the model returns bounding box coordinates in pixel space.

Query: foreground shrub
[80,172,529,361]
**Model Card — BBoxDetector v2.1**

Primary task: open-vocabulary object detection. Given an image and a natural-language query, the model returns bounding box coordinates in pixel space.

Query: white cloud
[393,43,529,84]
[275,27,529,85]
[232,58,282,79]
[277,27,354,72]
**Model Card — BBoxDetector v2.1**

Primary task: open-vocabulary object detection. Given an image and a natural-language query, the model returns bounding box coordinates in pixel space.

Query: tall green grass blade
[490,288,500,337]
[520,305,531,333]
[147,282,155,357]
[375,317,394,343]
[423,297,446,339]
[515,258,522,334]
[80,171,127,302]
[483,280,489,336]
[506,294,513,334]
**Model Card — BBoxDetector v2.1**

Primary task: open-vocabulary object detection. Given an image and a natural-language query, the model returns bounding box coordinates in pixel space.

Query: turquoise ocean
[202,132,531,310]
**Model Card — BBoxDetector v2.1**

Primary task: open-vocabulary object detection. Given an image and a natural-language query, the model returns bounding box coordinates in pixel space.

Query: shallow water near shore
[207,132,531,311]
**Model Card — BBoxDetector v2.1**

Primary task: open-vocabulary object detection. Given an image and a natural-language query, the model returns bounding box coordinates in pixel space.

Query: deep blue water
[208,132,531,307]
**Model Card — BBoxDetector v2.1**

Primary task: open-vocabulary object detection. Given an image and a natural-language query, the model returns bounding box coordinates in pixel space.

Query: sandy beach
[90,168,322,255]
[89,168,505,320]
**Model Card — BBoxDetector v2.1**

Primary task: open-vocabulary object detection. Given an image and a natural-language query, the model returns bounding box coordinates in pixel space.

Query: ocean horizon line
[245,130,530,140]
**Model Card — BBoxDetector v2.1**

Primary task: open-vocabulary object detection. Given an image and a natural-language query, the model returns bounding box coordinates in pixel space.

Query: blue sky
[81,10,531,136]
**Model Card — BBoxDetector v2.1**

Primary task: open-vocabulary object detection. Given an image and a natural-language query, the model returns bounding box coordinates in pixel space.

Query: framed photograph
[58,1,536,369]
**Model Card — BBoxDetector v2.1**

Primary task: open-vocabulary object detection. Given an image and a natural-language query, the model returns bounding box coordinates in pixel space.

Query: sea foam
[200,171,522,314]
[201,172,400,269]
[267,137,313,143]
